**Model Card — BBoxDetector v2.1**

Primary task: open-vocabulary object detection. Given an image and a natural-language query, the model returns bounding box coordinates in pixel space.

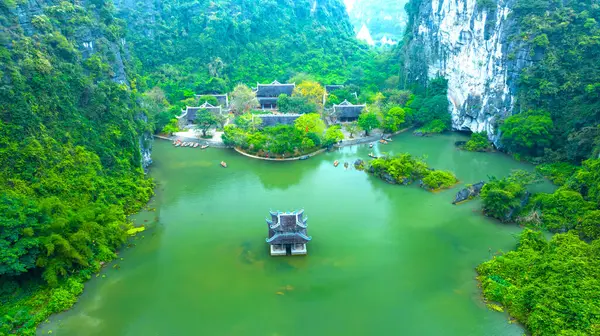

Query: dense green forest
[438,0,600,334]
[2,0,599,333]
[0,0,155,334]
[0,0,392,334]
[116,0,401,130]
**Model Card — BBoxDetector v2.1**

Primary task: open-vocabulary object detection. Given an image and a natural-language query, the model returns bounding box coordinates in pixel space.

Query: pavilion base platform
[291,244,307,255]
[270,245,287,256]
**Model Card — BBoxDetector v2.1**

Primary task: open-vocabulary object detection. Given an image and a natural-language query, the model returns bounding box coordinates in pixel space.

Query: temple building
[255,114,301,127]
[255,80,295,109]
[266,210,311,256]
[333,99,366,122]
[195,93,229,108]
[176,102,222,127]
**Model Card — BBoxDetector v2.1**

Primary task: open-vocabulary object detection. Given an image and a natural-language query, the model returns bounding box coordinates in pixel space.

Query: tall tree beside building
[230,84,258,115]
[358,111,380,136]
[293,81,326,109]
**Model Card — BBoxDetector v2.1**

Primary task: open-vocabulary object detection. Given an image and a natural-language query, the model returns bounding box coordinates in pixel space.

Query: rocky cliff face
[404,0,534,141]
[5,0,151,169]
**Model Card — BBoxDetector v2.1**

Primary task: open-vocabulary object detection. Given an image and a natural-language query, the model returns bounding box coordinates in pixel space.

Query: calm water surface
[40,133,534,336]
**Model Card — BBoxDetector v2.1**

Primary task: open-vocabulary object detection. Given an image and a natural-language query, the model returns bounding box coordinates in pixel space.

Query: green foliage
[323,125,344,146]
[196,95,219,106]
[464,131,492,151]
[417,119,448,134]
[500,110,554,157]
[224,115,333,157]
[382,106,406,133]
[421,170,458,190]
[358,111,380,136]
[161,119,179,135]
[478,160,600,334]
[577,210,600,241]
[277,94,317,114]
[294,113,325,136]
[195,110,218,137]
[230,84,258,115]
[534,190,594,232]
[343,121,362,138]
[369,154,457,191]
[119,0,387,101]
[536,162,578,186]
[477,229,600,336]
[513,0,600,162]
[326,88,357,106]
[405,76,451,132]
[0,0,153,333]
[480,175,528,221]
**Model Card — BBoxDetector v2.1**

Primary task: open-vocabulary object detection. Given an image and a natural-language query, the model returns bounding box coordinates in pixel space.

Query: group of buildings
[176,81,366,129]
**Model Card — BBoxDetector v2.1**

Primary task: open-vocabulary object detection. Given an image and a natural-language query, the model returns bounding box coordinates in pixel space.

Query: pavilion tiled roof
[333,100,366,119]
[255,80,295,97]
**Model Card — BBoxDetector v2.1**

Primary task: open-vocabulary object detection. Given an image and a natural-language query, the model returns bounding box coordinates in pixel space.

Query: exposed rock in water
[403,0,537,144]
[452,181,485,204]
[354,159,365,170]
[381,172,397,184]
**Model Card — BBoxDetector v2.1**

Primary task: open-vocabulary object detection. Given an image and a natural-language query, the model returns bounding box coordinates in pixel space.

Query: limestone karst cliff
[403,0,534,141]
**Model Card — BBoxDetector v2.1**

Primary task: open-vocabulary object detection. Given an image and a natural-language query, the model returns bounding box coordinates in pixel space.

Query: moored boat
[175,143,180,147]
[369,143,373,148]
[368,152,377,158]
[333,160,339,167]
[193,143,199,148]
[201,145,209,149]
[220,161,227,168]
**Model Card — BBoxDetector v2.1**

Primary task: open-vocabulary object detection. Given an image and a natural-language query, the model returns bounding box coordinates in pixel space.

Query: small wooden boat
[333,160,339,167]
[193,143,199,148]
[379,139,388,144]
[220,161,227,168]
[201,145,209,149]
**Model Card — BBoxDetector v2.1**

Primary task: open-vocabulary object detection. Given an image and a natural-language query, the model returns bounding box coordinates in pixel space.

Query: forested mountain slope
[0,0,383,334]
[0,1,155,332]
[403,0,600,161]
[115,0,377,101]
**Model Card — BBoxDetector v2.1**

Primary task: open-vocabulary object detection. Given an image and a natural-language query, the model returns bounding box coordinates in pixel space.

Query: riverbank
[335,127,412,147]
[233,147,327,161]
[153,134,229,148]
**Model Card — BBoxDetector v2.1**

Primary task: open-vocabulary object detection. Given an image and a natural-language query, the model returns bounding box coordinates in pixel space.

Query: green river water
[40,133,540,336]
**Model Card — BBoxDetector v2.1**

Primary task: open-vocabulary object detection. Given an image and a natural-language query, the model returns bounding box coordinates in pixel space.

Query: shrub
[464,131,491,151]
[422,170,458,190]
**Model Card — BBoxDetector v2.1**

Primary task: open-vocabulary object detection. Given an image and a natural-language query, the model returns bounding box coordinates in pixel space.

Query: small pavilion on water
[266,210,311,256]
